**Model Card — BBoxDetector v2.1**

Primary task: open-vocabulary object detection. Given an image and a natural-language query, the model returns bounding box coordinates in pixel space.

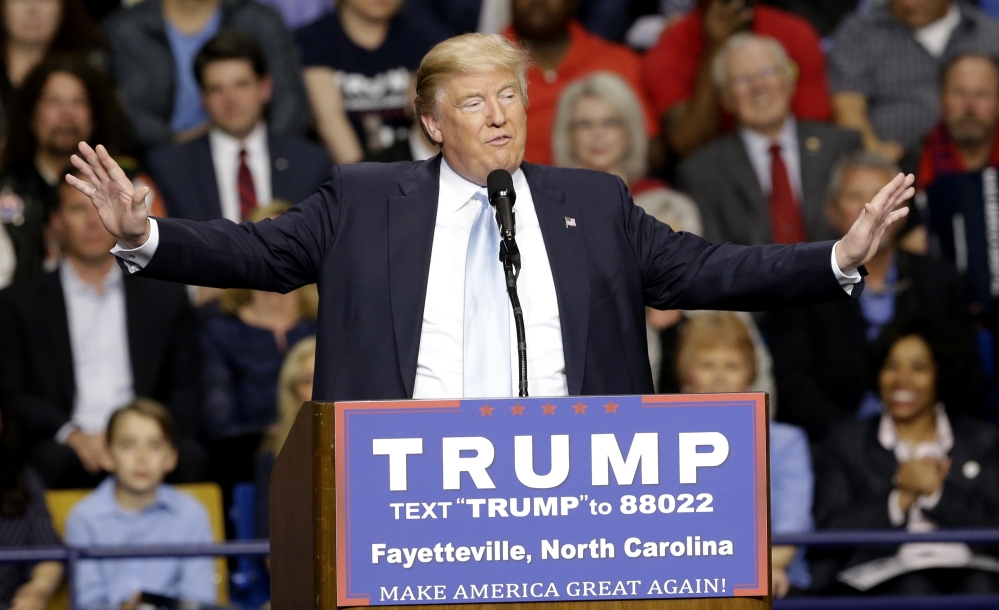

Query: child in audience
[65,399,217,609]
[676,312,813,598]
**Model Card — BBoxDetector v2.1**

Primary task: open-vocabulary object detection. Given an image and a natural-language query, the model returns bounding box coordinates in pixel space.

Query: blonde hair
[263,336,317,457]
[552,72,648,183]
[218,201,319,319]
[675,312,757,386]
[414,33,530,140]
[711,33,796,91]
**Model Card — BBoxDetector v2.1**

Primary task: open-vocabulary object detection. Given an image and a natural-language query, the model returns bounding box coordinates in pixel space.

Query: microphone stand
[499,238,528,397]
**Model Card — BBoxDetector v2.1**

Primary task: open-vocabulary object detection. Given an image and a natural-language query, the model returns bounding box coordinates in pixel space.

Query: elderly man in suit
[66,33,913,403]
[679,33,862,246]
[146,31,330,222]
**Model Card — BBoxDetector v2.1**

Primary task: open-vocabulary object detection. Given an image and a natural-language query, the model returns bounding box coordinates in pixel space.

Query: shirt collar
[60,259,124,296]
[90,476,175,518]
[878,404,955,458]
[439,157,527,215]
[739,115,797,157]
[208,121,268,158]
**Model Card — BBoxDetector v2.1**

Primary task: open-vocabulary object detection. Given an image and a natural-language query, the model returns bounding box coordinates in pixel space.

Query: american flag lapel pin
[565,217,576,228]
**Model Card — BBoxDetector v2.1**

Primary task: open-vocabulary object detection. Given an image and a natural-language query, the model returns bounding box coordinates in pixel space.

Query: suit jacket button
[275,158,289,171]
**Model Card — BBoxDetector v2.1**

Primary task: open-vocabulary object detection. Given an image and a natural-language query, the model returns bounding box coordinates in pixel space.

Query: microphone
[487,169,516,242]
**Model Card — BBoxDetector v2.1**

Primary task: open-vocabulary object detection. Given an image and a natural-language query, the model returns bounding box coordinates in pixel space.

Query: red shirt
[507,22,659,166]
[641,5,831,131]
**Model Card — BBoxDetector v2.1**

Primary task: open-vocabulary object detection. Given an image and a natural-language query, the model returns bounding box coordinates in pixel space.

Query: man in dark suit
[146,31,330,222]
[764,151,976,443]
[0,178,206,489]
[678,33,862,246]
[67,33,914,403]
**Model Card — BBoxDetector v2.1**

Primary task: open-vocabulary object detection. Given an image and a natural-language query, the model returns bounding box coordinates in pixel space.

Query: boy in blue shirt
[65,399,217,609]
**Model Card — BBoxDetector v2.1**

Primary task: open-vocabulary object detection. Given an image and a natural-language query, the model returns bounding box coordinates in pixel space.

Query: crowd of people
[1,0,999,606]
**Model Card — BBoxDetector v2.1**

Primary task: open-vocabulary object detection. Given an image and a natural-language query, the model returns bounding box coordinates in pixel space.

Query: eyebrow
[453,81,519,105]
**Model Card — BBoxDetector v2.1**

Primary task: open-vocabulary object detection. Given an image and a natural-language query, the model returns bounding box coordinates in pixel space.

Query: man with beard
[0,56,161,284]
[916,54,999,189]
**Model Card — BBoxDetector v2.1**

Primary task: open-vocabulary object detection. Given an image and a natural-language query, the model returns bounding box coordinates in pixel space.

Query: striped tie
[238,149,257,221]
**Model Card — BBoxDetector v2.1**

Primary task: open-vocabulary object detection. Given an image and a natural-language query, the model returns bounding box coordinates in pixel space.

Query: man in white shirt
[66,32,915,404]
[146,31,331,223]
[678,33,862,246]
[0,176,205,488]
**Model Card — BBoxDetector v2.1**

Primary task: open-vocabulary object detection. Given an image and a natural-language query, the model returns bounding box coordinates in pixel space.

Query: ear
[719,88,735,114]
[825,198,840,228]
[259,74,274,106]
[420,113,444,145]
[164,445,179,475]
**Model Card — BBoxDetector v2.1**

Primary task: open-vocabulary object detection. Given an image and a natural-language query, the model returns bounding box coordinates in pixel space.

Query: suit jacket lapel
[523,163,590,395]
[123,277,152,394]
[388,156,441,397]
[192,137,223,221]
[43,272,75,408]
[268,133,294,198]
[797,123,829,238]
[725,139,771,242]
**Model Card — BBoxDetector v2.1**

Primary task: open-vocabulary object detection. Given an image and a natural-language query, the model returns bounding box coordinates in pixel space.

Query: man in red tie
[678,33,862,246]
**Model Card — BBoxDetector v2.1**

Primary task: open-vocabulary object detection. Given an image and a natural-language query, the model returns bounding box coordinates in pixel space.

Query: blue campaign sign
[334,394,769,606]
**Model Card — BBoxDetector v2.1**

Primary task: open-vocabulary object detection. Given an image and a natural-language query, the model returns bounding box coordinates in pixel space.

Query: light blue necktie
[463,188,512,398]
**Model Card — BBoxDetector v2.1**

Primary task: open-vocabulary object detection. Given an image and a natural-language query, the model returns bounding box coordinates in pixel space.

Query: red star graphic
[510,404,525,416]
[572,402,588,414]
[541,402,557,415]
[603,401,619,413]
[479,404,494,416]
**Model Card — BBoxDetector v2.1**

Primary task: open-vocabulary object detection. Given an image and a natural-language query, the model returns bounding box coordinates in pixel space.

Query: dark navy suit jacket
[133,156,857,402]
[146,133,331,221]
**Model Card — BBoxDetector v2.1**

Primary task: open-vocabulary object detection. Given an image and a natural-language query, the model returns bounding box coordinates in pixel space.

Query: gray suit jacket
[678,121,862,245]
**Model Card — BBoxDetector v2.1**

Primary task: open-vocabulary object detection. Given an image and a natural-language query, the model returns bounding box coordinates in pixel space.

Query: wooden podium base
[271,403,772,610]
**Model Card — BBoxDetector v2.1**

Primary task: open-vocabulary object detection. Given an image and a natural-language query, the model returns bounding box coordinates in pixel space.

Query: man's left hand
[835,172,915,274]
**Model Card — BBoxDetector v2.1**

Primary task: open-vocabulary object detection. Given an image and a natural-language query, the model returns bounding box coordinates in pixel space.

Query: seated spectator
[104,0,309,152]
[677,34,860,245]
[296,0,448,163]
[813,317,999,595]
[0,57,163,287]
[506,0,658,166]
[641,0,830,158]
[0,172,204,489]
[65,400,217,609]
[0,0,107,134]
[917,53,999,190]
[147,32,330,222]
[675,312,813,598]
[254,335,314,538]
[201,202,318,497]
[0,395,62,610]
[765,151,977,443]
[828,0,999,163]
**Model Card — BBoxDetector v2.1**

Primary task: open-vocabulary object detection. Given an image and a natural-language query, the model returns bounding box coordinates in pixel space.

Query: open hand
[834,172,914,274]
[65,143,151,249]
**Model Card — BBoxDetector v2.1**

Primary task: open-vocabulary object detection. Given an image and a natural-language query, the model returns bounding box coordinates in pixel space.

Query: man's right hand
[65,430,111,474]
[66,143,151,249]
[703,0,753,51]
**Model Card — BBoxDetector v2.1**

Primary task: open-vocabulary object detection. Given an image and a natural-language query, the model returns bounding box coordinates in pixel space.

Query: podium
[271,400,772,610]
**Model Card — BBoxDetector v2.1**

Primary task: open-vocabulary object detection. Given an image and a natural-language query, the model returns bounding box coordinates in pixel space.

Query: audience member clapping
[254,335,314,539]
[812,317,999,595]
[917,53,999,190]
[677,34,860,245]
[765,151,976,443]
[0,171,205,489]
[0,0,107,134]
[201,202,318,499]
[828,0,999,164]
[506,0,657,167]
[0,395,62,610]
[676,312,813,598]
[65,400,217,610]
[296,0,448,163]
[147,31,330,223]
[0,56,162,285]
[104,0,309,151]
[641,0,830,158]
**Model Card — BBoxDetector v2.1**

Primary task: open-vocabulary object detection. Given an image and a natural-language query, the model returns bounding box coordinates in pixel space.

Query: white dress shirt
[413,160,567,398]
[914,2,960,58]
[112,159,862,388]
[208,122,272,221]
[739,116,803,204]
[56,262,134,439]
